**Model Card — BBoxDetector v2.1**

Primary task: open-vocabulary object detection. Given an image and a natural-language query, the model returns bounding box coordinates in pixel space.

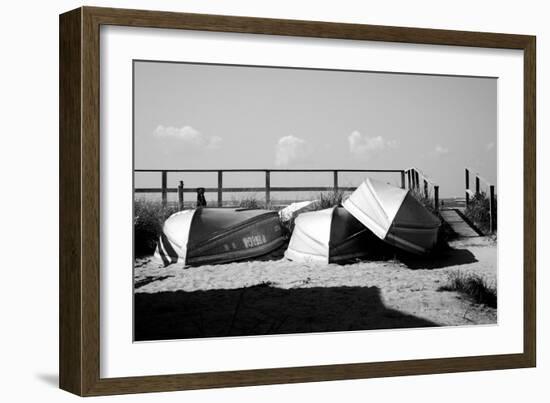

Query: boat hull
[284,207,387,264]
[156,208,285,266]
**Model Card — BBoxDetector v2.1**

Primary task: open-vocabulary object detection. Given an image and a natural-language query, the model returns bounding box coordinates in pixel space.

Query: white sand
[135,237,497,326]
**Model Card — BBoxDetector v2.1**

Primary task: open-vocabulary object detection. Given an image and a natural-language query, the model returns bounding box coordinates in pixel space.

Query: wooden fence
[464,168,497,233]
[405,167,440,211]
[134,169,409,209]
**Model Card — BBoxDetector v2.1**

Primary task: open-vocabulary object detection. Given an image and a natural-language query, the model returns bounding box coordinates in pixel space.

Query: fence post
[400,170,406,189]
[265,170,271,207]
[161,170,167,209]
[434,185,439,211]
[415,170,420,190]
[217,170,223,207]
[489,185,496,233]
[407,170,412,189]
[333,170,339,192]
[475,175,480,195]
[424,179,428,199]
[465,168,470,206]
[178,181,184,210]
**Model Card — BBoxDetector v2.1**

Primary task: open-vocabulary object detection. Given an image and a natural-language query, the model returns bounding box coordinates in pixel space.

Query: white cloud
[275,135,309,167]
[486,142,495,151]
[348,131,397,157]
[154,125,222,150]
[434,145,449,155]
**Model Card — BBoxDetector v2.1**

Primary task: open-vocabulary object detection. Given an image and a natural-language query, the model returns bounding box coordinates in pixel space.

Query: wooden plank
[81,6,102,394]
[465,168,470,206]
[177,181,184,210]
[439,209,481,237]
[161,171,167,208]
[134,168,405,173]
[135,188,179,193]
[489,185,496,233]
[217,171,223,207]
[523,35,536,368]
[135,186,357,193]
[85,6,533,50]
[59,8,83,395]
[423,179,428,198]
[265,170,271,206]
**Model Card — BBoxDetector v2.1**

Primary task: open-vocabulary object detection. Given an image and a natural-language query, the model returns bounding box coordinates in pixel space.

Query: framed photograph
[59,6,536,396]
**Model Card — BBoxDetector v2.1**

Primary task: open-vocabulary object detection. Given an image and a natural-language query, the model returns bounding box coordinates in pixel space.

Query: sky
[134,61,496,199]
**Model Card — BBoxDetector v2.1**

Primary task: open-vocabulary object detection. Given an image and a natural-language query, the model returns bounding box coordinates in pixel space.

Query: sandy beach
[134,237,496,340]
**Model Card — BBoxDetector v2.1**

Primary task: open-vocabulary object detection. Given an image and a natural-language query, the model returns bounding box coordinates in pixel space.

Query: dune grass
[134,199,180,257]
[238,195,263,209]
[315,189,347,210]
[409,188,437,213]
[438,271,497,308]
[464,192,496,235]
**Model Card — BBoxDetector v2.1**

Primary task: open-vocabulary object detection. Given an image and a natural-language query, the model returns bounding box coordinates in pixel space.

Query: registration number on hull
[242,234,268,248]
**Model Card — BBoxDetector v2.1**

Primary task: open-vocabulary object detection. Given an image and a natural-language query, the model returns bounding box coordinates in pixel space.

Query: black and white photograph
[2,0,544,399]
[133,60,498,342]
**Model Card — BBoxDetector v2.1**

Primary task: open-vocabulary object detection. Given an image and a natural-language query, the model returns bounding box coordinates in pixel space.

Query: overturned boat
[284,207,386,264]
[343,178,440,254]
[278,200,317,223]
[155,208,285,266]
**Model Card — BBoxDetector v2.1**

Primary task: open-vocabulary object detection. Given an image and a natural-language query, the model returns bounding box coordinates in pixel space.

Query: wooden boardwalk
[439,208,482,238]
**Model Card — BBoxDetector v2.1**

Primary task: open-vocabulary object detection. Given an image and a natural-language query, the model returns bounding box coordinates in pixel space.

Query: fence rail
[135,186,358,193]
[134,169,408,209]
[405,167,439,211]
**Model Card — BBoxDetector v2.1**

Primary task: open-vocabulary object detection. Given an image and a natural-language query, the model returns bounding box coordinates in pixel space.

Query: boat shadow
[182,242,478,272]
[134,284,438,341]
[397,246,478,270]
[245,241,477,271]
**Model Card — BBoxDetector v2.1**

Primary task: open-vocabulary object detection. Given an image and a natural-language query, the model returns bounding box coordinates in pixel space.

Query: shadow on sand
[135,284,437,341]
[397,246,478,270]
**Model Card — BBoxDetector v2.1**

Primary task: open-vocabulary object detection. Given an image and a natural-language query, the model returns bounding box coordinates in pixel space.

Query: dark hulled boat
[155,208,285,266]
[284,207,386,264]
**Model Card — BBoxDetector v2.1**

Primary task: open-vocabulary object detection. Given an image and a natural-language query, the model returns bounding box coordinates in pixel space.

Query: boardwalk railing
[134,169,407,209]
[464,168,497,233]
[405,167,440,211]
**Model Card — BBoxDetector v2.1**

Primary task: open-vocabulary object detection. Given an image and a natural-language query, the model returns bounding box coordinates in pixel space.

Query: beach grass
[316,189,347,209]
[238,195,263,209]
[438,271,497,308]
[464,192,496,235]
[134,199,180,257]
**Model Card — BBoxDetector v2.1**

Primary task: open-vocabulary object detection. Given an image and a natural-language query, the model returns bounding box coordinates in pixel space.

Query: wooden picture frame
[59,6,536,396]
